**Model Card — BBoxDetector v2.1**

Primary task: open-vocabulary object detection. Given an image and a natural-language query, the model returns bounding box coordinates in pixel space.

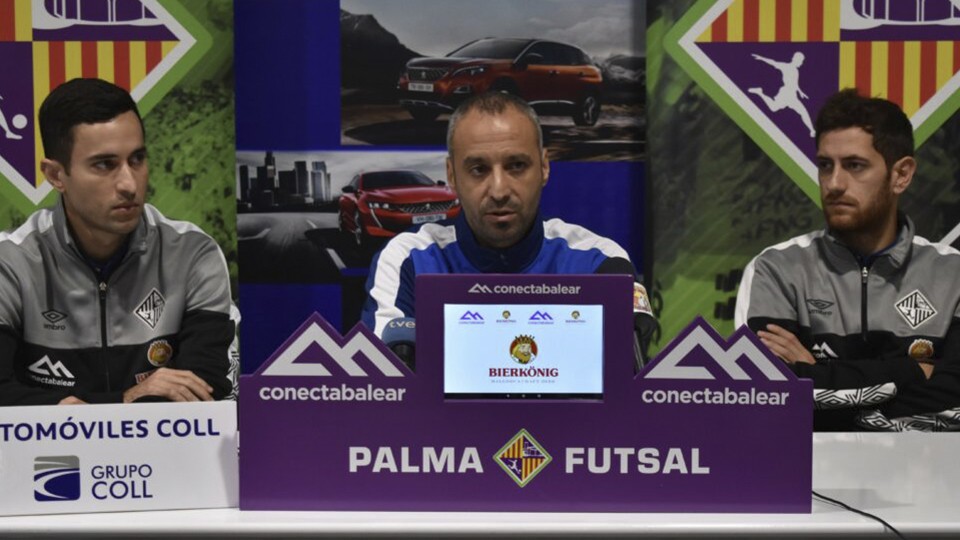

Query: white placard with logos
[0,401,238,516]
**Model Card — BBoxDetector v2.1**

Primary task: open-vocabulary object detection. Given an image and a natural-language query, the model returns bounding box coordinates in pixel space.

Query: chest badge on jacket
[135,289,166,328]
[908,339,934,361]
[895,290,937,329]
[147,340,173,367]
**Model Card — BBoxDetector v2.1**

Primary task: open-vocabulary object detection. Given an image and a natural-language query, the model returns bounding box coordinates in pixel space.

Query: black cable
[812,490,907,539]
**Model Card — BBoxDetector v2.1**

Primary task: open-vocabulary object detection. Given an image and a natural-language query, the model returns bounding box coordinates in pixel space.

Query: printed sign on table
[0,401,238,516]
[240,275,812,513]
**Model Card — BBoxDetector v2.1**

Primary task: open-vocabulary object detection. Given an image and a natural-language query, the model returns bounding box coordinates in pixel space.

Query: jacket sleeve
[0,255,72,405]
[735,252,926,391]
[171,237,235,400]
[0,326,70,405]
[735,253,800,331]
[362,243,416,338]
[882,317,960,417]
[791,348,926,390]
[172,310,234,400]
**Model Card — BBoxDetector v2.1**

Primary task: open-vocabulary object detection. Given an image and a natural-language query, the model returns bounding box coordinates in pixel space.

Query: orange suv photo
[397,37,603,126]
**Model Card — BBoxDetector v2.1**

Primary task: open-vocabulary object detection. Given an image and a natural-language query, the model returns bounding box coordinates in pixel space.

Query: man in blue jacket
[362,92,650,347]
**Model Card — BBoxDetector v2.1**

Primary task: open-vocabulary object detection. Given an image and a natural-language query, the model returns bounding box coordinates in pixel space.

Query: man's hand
[757,324,815,365]
[58,396,86,405]
[123,368,214,403]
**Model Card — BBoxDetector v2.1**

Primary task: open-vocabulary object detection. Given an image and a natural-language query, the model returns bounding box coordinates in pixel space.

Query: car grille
[397,200,457,214]
[408,68,447,82]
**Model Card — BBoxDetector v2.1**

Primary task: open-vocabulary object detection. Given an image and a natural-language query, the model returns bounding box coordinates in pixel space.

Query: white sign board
[0,401,238,516]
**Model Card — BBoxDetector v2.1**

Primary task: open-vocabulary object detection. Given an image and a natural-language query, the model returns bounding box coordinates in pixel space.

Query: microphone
[382,317,416,370]
[595,257,659,371]
[631,282,658,371]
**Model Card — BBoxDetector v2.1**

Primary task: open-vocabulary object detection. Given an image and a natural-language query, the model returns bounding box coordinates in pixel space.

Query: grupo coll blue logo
[529,311,553,321]
[459,311,484,321]
[34,456,80,502]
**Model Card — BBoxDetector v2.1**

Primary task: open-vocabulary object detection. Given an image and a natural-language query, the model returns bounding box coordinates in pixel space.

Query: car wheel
[353,210,364,247]
[409,108,440,122]
[573,94,600,126]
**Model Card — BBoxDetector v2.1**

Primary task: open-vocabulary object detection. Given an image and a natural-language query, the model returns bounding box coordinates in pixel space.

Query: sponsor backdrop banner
[0,402,238,516]
[0,0,237,292]
[240,276,812,513]
[234,0,647,374]
[648,0,960,352]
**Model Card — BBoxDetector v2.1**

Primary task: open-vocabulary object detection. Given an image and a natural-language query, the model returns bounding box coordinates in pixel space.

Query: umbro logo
[805,299,834,315]
[28,355,75,380]
[42,310,67,324]
[469,283,492,293]
[42,310,67,330]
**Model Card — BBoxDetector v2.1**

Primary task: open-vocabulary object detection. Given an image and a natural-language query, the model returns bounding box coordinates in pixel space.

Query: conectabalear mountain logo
[261,313,405,377]
[0,0,206,206]
[666,0,960,244]
[643,321,789,382]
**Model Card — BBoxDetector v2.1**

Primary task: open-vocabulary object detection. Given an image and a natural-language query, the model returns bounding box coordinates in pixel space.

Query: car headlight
[452,66,487,77]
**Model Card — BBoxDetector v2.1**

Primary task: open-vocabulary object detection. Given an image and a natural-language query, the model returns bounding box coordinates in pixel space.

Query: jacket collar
[454,211,544,273]
[52,196,151,259]
[823,213,914,270]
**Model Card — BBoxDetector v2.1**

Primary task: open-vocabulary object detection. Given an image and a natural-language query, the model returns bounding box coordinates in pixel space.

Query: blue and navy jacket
[362,213,636,337]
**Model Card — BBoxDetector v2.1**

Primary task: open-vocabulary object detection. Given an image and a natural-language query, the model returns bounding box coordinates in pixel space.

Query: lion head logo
[509,335,538,365]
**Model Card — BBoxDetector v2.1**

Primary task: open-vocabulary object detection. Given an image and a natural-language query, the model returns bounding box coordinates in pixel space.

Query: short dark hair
[446,91,543,155]
[39,78,143,171]
[814,88,913,169]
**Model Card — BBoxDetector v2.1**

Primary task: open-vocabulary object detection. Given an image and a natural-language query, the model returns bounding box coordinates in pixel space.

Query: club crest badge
[895,290,937,329]
[908,338,934,361]
[135,289,166,328]
[147,339,173,367]
[494,429,551,488]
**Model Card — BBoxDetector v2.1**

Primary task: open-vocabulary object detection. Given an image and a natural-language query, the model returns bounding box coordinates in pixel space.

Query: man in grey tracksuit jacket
[736,216,960,430]
[0,78,234,406]
[735,89,960,430]
[0,201,235,405]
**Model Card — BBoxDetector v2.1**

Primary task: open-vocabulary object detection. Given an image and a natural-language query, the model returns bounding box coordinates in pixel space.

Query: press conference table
[2,433,958,539]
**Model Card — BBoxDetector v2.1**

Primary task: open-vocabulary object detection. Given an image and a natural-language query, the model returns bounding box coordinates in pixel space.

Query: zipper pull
[99,281,107,299]
[861,266,869,283]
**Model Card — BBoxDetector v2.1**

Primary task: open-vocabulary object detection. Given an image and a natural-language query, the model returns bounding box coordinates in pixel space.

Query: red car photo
[338,170,461,246]
[397,37,603,125]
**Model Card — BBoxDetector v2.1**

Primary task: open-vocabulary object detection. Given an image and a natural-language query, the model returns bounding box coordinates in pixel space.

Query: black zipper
[99,280,111,391]
[860,266,869,341]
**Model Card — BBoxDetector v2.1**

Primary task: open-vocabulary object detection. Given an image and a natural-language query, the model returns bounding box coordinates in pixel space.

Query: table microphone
[595,257,658,371]
[382,317,416,370]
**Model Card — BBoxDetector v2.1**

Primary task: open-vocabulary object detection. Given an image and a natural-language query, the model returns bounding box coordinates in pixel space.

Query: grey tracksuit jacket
[736,216,960,430]
[0,200,234,405]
